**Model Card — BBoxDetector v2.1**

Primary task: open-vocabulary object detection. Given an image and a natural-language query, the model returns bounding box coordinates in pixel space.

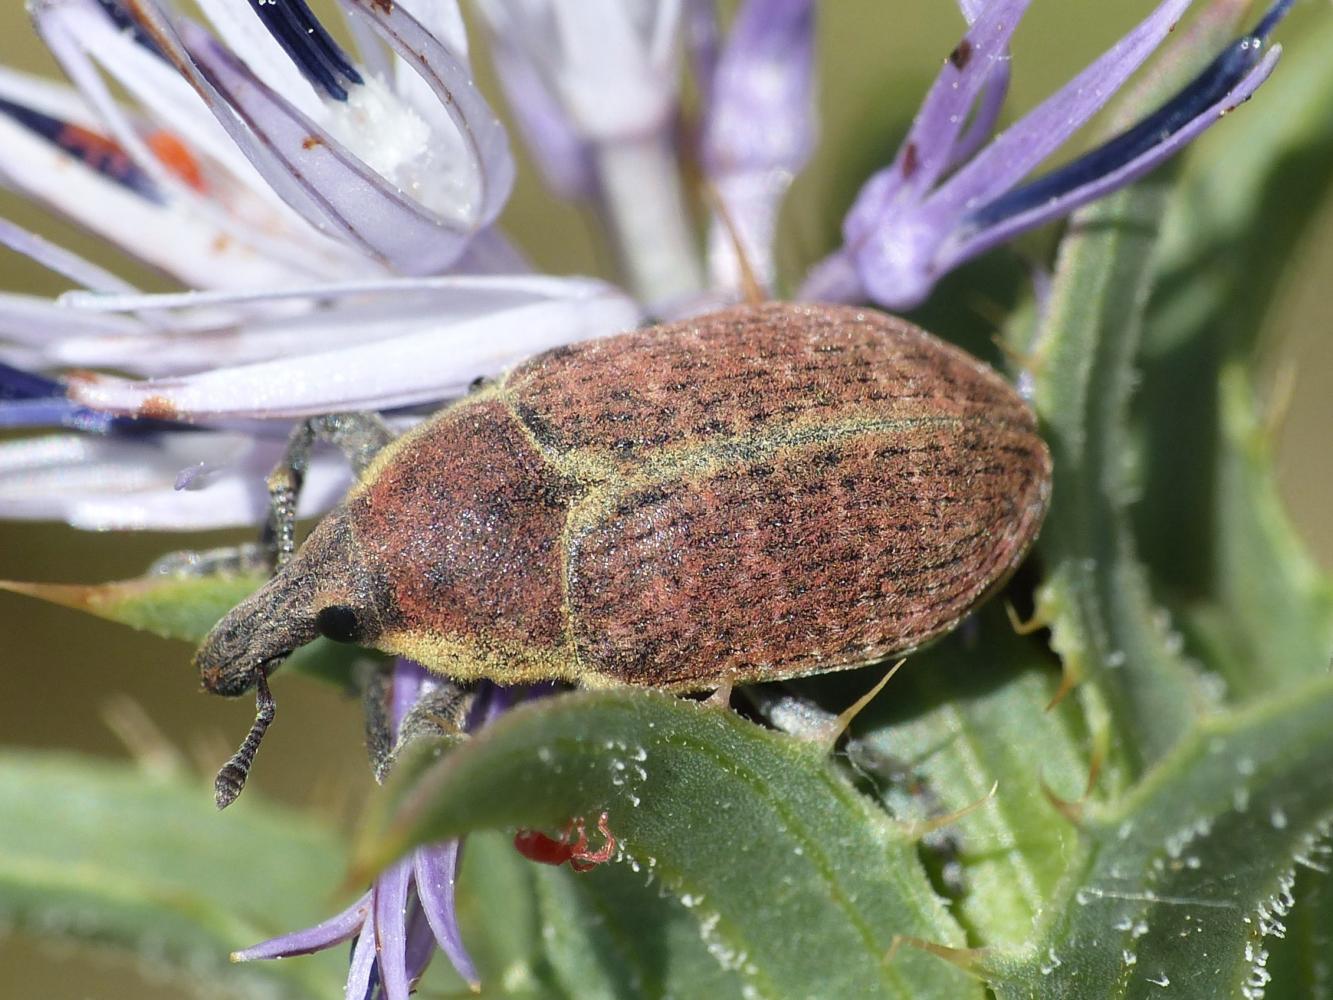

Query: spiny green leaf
[0,751,348,999]
[993,673,1333,999]
[1135,10,1333,697]
[0,572,364,685]
[357,689,981,1000]
[841,607,1102,950]
[1025,178,1209,777]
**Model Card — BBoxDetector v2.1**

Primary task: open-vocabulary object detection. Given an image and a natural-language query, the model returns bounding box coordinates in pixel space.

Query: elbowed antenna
[214,671,277,809]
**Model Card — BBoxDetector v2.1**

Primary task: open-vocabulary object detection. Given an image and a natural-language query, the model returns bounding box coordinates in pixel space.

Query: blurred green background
[1,0,1330,994]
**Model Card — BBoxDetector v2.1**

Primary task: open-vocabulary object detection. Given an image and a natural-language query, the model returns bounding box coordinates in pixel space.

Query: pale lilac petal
[60,273,587,315]
[182,28,470,274]
[795,248,862,304]
[0,218,136,294]
[0,432,353,530]
[0,294,147,349]
[343,915,379,1000]
[931,0,1195,213]
[51,275,620,375]
[485,30,595,199]
[544,0,685,139]
[68,284,641,418]
[33,0,353,282]
[0,61,95,126]
[0,107,313,290]
[844,0,1030,245]
[702,0,814,177]
[415,842,479,988]
[232,892,372,961]
[702,0,814,291]
[373,857,415,1000]
[343,0,514,232]
[940,47,1282,274]
[402,902,438,991]
[946,56,1011,171]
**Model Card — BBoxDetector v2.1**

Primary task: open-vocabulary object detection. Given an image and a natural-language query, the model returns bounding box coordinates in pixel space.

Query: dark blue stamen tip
[0,97,161,201]
[1252,0,1296,42]
[961,0,1288,238]
[248,0,364,102]
[0,362,182,436]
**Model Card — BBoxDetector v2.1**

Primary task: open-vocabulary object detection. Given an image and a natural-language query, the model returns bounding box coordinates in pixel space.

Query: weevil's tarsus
[395,680,475,751]
[263,412,396,570]
[214,670,277,809]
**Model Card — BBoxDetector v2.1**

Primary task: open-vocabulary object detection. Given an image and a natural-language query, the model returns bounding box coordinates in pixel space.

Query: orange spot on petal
[147,130,207,193]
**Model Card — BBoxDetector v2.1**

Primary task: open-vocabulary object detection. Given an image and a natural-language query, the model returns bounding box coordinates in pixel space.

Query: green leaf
[357,689,981,1000]
[1134,11,1333,696]
[0,572,364,685]
[994,673,1333,999]
[840,607,1102,950]
[1025,178,1209,777]
[0,751,349,999]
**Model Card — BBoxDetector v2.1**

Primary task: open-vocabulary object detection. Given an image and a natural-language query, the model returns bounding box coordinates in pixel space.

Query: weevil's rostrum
[196,302,1051,694]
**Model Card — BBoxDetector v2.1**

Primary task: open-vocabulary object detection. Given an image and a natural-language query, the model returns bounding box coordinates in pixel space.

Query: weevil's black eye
[315,604,361,644]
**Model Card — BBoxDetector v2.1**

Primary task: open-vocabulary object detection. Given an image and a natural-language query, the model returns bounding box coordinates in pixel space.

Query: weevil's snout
[194,578,318,697]
[195,511,390,697]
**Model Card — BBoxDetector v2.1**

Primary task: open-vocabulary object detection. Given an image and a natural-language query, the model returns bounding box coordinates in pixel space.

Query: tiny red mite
[196,302,1051,802]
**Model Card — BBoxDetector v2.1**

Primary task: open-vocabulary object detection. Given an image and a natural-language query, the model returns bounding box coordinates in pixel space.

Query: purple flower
[232,661,509,998]
[472,0,705,306]
[801,0,1294,309]
[699,0,816,294]
[0,0,638,529]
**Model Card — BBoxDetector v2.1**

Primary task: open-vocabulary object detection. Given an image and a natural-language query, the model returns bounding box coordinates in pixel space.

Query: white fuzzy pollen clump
[322,75,479,227]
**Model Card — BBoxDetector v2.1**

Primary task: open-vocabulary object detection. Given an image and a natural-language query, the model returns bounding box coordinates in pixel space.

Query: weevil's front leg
[362,666,476,783]
[263,412,396,570]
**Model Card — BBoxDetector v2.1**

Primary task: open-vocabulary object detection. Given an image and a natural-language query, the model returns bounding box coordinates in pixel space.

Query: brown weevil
[198,302,1051,806]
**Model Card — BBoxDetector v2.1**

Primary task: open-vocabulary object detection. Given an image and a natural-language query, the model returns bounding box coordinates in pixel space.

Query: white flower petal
[0,430,352,530]
[343,0,514,231]
[0,217,137,293]
[69,285,642,418]
[31,2,363,281]
[0,293,146,350]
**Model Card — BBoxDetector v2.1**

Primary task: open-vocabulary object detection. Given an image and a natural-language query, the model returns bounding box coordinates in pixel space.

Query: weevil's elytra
[196,302,1051,699]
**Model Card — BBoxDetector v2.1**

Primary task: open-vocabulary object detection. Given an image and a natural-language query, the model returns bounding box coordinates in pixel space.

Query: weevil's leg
[214,671,276,809]
[395,679,475,750]
[363,671,476,783]
[361,663,395,782]
[263,412,396,570]
[148,541,272,579]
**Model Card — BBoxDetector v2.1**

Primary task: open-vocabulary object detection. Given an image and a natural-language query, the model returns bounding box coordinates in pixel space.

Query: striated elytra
[196,302,1051,696]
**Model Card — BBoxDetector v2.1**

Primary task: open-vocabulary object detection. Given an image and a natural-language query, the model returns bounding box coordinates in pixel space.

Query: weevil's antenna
[214,671,276,809]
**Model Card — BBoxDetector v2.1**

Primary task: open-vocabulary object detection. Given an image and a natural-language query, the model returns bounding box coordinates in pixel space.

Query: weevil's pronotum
[198,302,1051,805]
